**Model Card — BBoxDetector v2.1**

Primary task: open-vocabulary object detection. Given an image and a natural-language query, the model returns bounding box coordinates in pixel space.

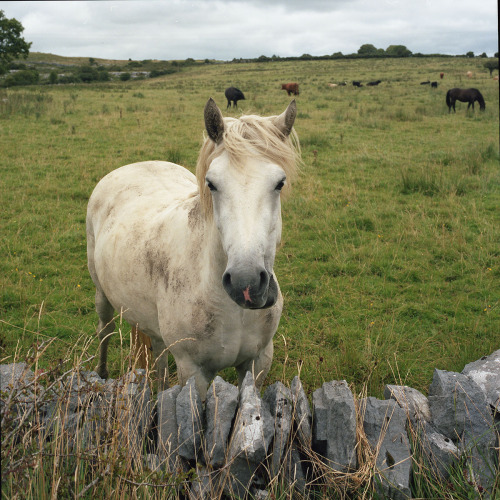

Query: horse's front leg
[236,340,273,392]
[175,358,213,401]
[150,336,170,391]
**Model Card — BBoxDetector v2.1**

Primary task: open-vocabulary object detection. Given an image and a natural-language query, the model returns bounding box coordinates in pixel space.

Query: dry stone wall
[1,349,499,499]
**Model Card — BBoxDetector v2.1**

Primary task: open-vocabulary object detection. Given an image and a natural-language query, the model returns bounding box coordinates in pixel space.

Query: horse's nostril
[259,271,268,289]
[222,272,232,288]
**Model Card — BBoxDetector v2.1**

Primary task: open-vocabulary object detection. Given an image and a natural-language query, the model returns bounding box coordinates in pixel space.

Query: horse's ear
[204,98,224,144]
[273,99,297,137]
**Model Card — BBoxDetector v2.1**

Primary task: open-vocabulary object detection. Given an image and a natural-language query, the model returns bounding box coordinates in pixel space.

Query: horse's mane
[196,113,301,217]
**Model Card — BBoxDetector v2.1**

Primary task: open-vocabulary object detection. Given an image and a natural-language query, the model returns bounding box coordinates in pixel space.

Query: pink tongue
[243,286,252,303]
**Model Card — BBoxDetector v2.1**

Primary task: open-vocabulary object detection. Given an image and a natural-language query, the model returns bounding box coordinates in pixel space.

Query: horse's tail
[445,89,452,107]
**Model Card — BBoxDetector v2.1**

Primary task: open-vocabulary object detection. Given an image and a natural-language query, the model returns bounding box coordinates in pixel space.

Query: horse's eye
[275,179,286,191]
[207,180,217,192]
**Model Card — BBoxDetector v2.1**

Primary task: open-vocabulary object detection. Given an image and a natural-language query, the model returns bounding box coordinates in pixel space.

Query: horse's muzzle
[222,267,278,309]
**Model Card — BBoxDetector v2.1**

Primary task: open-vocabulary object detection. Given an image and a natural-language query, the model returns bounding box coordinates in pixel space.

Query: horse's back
[88,161,196,226]
[91,161,196,201]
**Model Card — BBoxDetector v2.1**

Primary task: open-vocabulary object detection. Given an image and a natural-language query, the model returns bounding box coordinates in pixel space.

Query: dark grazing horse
[446,88,485,113]
[225,87,245,108]
[281,83,299,96]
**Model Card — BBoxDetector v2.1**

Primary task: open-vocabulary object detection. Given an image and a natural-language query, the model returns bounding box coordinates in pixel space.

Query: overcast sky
[3,1,498,61]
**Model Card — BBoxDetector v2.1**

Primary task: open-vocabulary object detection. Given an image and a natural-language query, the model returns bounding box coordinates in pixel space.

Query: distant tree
[98,70,109,82]
[479,52,487,58]
[484,59,499,76]
[0,10,32,74]
[495,52,499,58]
[89,57,96,65]
[357,44,378,56]
[465,51,474,58]
[1,68,38,87]
[386,45,412,57]
[120,72,131,81]
[77,65,99,83]
[49,70,58,84]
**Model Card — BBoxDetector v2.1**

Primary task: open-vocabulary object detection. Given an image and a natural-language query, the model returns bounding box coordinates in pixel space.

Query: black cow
[224,87,245,108]
[352,81,362,87]
[431,81,438,88]
[367,80,381,86]
[420,81,430,85]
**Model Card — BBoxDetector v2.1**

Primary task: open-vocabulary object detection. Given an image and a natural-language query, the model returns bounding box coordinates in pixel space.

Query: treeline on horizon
[2,43,498,88]
[231,43,495,63]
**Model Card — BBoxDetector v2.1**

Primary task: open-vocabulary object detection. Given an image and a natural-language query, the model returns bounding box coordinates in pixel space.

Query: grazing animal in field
[493,75,499,81]
[352,81,362,87]
[224,87,245,108]
[87,98,300,399]
[367,80,381,86]
[339,81,347,86]
[281,82,299,96]
[431,81,438,88]
[466,71,473,78]
[328,83,338,88]
[446,88,485,113]
[440,72,444,79]
[420,81,430,85]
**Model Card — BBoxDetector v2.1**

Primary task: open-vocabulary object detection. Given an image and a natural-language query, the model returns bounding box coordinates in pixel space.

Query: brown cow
[440,72,444,79]
[281,82,299,96]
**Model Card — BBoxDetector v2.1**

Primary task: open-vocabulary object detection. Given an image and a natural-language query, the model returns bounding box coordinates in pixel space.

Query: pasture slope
[0,56,498,402]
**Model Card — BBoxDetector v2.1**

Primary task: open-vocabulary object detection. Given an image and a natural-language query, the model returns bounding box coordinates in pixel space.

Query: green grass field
[1,55,499,400]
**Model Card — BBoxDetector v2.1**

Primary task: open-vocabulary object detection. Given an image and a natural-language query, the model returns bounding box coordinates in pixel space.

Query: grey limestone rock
[462,349,500,413]
[226,372,273,499]
[423,428,459,480]
[114,372,152,456]
[291,376,312,448]
[0,362,36,428]
[283,442,308,497]
[384,384,431,428]
[362,397,412,500]
[189,465,216,500]
[428,369,497,494]
[0,362,35,394]
[176,377,203,461]
[384,383,460,481]
[204,376,239,467]
[157,384,181,471]
[312,380,357,472]
[263,381,293,476]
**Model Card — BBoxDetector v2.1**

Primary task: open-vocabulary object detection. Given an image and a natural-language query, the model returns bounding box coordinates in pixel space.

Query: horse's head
[199,98,298,309]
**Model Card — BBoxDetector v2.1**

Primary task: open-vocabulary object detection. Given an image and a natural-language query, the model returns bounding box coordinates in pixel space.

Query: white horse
[87,98,300,399]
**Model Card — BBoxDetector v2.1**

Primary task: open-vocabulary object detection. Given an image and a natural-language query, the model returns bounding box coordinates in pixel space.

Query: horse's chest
[169,302,279,368]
